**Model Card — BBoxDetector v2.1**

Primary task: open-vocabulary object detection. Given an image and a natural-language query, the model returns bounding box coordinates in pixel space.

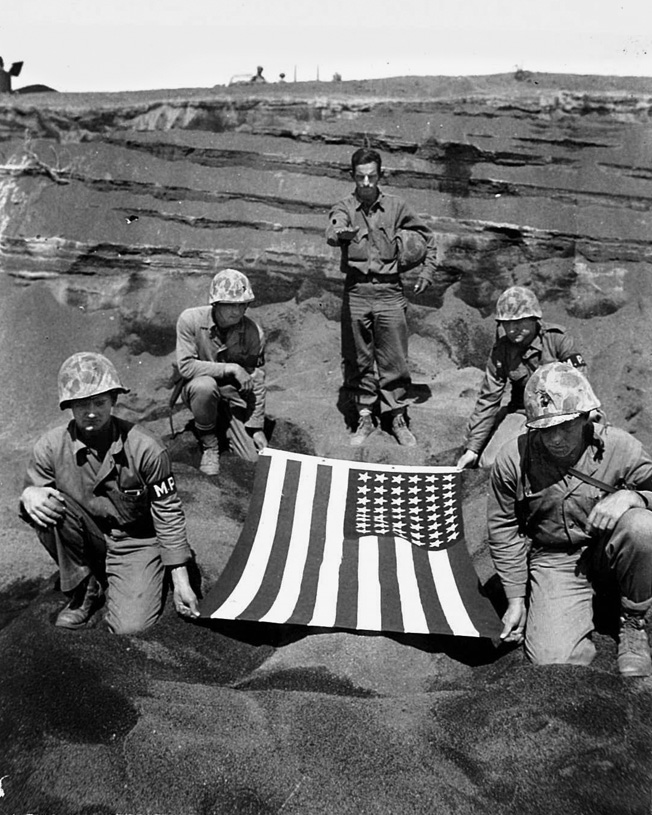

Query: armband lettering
[148,475,177,500]
[567,353,585,368]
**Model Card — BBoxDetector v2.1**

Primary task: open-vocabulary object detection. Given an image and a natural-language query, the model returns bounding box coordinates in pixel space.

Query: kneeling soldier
[489,361,652,676]
[20,352,199,634]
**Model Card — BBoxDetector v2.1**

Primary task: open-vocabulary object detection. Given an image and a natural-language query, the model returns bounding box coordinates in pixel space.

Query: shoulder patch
[148,475,177,500]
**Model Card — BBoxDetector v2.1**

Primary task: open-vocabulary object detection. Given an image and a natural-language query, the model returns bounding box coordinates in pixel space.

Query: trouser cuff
[621,596,652,618]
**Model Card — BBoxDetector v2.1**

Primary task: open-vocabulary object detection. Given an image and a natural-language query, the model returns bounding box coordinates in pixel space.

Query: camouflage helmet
[396,230,428,272]
[524,362,600,430]
[208,268,255,304]
[58,352,129,410]
[495,286,543,321]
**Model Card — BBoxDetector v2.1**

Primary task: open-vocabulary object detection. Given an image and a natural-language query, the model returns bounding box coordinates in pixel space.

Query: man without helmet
[488,361,652,676]
[457,285,586,469]
[175,268,267,476]
[326,147,456,448]
[20,352,199,634]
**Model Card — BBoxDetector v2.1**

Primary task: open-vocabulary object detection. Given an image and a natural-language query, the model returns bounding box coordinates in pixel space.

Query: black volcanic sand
[2,457,652,814]
[1,575,651,814]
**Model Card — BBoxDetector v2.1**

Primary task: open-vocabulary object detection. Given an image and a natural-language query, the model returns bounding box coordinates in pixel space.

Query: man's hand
[170,565,200,619]
[226,363,253,393]
[500,597,527,643]
[252,430,268,451]
[587,489,647,533]
[413,277,430,295]
[335,226,359,242]
[456,449,479,470]
[21,486,66,528]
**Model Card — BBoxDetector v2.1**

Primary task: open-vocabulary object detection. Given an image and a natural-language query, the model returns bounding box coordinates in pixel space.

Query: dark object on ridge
[17,84,58,94]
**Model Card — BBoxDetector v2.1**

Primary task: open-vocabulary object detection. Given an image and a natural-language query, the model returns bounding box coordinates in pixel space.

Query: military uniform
[175,305,266,462]
[326,190,453,415]
[23,417,192,634]
[488,421,652,665]
[464,322,585,466]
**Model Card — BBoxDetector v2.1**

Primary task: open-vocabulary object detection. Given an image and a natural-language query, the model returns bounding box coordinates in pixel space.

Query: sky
[1,0,651,93]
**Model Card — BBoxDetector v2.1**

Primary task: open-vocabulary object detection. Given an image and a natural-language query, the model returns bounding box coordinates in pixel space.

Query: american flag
[199,449,501,638]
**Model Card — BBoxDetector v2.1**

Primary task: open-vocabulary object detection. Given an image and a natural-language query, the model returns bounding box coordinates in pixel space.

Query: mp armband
[567,353,586,368]
[148,475,178,501]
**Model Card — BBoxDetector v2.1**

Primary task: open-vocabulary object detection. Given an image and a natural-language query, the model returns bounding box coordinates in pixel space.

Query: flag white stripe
[209,454,287,619]
[356,536,382,631]
[258,456,318,624]
[394,538,430,634]
[427,549,480,637]
[308,459,348,627]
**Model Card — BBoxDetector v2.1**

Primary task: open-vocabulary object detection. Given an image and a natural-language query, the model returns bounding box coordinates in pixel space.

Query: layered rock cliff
[2,73,652,455]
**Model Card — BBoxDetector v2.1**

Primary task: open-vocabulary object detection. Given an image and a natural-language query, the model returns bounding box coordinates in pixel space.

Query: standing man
[176,268,267,476]
[457,286,586,469]
[20,352,199,634]
[488,361,652,676]
[326,147,453,447]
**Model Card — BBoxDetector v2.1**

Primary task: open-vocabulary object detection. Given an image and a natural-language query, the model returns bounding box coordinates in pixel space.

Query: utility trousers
[183,377,258,462]
[25,494,165,635]
[341,278,410,415]
[525,508,652,665]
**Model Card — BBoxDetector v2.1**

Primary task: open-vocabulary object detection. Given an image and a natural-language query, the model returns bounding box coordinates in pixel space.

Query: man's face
[212,302,248,329]
[500,317,538,346]
[71,392,115,436]
[539,415,587,461]
[353,161,380,204]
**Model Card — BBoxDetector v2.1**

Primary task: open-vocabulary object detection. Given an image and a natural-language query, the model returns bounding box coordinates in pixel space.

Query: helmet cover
[524,361,600,429]
[208,269,255,304]
[58,352,129,409]
[495,286,543,321]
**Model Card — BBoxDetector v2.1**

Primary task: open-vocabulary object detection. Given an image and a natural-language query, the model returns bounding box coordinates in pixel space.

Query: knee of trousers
[525,633,596,667]
[607,507,652,555]
[105,603,162,635]
[185,375,219,401]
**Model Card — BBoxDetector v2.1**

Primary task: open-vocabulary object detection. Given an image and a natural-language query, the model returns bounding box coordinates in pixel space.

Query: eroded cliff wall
[1,74,652,448]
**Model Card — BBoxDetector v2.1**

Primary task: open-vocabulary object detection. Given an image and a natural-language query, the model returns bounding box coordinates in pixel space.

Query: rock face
[2,74,652,448]
[2,74,652,814]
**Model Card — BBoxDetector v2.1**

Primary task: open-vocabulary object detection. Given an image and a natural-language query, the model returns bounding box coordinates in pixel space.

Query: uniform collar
[353,188,385,212]
[210,317,246,343]
[70,417,123,457]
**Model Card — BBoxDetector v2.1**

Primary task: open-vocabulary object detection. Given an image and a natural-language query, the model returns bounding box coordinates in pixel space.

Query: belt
[347,271,401,284]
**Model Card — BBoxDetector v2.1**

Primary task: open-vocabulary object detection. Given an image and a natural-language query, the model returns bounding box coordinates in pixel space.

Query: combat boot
[391,413,417,447]
[198,433,220,476]
[55,575,103,630]
[618,605,652,677]
[350,411,374,447]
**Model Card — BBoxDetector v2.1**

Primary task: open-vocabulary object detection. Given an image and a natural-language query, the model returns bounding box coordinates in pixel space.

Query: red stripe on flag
[285,462,332,625]
[334,534,359,630]
[238,457,302,621]
[377,537,405,633]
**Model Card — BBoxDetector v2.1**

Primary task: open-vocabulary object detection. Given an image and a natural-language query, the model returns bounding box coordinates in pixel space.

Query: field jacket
[24,418,191,566]
[176,306,266,427]
[326,189,456,296]
[464,322,585,454]
[487,423,652,599]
